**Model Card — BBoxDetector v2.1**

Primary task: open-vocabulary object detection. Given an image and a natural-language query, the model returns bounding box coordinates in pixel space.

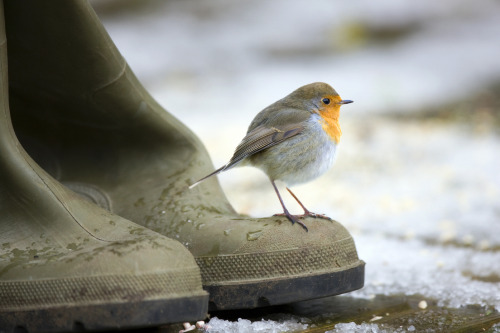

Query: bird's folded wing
[223,123,304,170]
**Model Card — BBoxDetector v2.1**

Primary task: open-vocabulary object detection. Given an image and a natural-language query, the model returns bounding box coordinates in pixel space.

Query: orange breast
[319,108,342,143]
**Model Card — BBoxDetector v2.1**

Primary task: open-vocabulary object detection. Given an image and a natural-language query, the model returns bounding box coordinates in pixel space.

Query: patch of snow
[206,317,308,333]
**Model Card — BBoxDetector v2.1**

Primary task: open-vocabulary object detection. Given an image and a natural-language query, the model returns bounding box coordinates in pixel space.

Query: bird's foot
[301,211,332,221]
[274,211,332,221]
[273,213,308,232]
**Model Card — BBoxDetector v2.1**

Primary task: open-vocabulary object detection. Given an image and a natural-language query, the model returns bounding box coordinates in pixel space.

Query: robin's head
[291,82,352,143]
[285,82,352,114]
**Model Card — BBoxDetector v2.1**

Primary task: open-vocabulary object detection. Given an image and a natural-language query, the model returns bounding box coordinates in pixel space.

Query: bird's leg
[270,180,308,232]
[286,187,332,221]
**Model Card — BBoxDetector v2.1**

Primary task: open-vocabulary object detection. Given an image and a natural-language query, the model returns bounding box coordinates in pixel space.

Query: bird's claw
[273,213,309,232]
[303,211,332,221]
[274,211,332,221]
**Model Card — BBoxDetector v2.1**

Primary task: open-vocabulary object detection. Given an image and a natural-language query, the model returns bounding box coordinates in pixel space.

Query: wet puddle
[154,295,499,332]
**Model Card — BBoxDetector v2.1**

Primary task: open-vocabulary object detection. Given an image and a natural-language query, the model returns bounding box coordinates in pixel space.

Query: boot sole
[205,260,365,310]
[1,296,208,333]
[0,273,208,332]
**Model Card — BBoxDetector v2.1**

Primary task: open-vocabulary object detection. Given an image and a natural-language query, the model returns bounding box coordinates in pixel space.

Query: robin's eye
[322,98,331,105]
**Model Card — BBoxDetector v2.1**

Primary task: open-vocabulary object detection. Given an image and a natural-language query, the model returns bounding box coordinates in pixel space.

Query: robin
[190,82,353,231]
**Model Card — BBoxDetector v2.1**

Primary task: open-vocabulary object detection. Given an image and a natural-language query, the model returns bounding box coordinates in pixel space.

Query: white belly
[249,115,338,186]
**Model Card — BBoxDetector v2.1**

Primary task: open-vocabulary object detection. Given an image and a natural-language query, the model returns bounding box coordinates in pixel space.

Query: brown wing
[188,124,302,189]
[189,106,311,189]
[222,123,304,171]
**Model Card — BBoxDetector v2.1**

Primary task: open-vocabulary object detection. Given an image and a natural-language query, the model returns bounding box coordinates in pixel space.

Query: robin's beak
[338,100,353,105]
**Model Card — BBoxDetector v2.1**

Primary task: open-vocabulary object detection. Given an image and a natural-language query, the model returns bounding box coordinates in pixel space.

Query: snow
[206,317,308,333]
[326,322,415,333]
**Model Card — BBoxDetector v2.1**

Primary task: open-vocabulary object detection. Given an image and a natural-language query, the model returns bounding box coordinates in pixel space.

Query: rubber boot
[0,3,208,332]
[6,0,364,311]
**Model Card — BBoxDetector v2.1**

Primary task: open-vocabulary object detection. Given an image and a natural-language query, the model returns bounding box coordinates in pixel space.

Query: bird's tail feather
[188,165,227,189]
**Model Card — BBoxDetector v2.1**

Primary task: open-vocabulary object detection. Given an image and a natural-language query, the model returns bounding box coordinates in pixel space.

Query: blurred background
[92,0,500,330]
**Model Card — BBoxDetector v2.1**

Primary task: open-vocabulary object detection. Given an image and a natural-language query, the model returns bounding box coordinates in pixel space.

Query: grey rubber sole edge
[0,294,208,333]
[205,260,365,311]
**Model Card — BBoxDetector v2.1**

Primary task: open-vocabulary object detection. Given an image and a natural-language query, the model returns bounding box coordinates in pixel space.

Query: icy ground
[96,0,500,331]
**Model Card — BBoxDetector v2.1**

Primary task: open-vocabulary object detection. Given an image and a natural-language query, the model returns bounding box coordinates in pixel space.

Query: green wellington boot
[0,3,208,332]
[6,0,364,311]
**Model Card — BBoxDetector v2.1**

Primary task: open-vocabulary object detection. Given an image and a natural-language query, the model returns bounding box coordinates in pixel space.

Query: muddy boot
[6,0,365,311]
[0,3,208,332]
